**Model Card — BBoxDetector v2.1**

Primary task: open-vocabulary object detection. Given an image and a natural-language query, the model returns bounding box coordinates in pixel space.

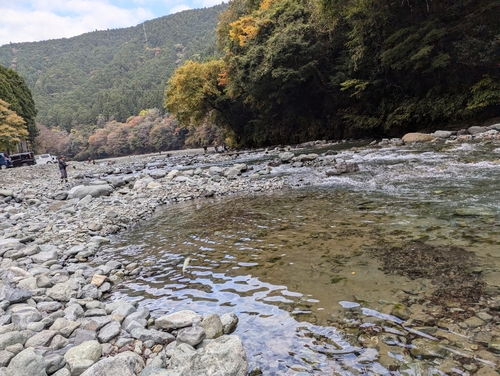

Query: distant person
[88,157,92,163]
[214,143,219,153]
[58,155,69,183]
[203,145,208,154]
[223,143,228,152]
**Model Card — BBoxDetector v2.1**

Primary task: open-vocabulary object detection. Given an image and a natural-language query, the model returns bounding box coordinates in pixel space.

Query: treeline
[0,5,226,132]
[166,0,500,147]
[36,109,189,160]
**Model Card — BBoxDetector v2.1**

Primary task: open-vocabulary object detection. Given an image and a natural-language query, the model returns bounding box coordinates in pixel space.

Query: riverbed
[96,140,500,374]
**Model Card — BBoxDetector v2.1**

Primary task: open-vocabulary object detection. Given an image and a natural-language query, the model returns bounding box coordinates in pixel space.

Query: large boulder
[169,335,248,376]
[68,185,113,200]
[468,126,488,135]
[5,348,47,376]
[402,133,435,143]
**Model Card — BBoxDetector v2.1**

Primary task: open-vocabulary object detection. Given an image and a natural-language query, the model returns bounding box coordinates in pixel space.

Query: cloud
[169,4,191,14]
[0,0,154,47]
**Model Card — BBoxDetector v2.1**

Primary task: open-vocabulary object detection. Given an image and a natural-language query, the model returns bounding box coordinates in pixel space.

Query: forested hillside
[0,5,226,132]
[167,0,500,147]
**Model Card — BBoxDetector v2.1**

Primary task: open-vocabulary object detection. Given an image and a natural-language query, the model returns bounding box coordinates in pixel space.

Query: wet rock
[5,348,47,376]
[220,313,238,335]
[278,152,294,163]
[410,338,448,359]
[463,316,484,328]
[487,336,500,354]
[454,207,495,217]
[391,303,411,320]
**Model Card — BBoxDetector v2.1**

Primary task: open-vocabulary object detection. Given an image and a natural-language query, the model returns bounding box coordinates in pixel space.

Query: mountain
[0,4,226,131]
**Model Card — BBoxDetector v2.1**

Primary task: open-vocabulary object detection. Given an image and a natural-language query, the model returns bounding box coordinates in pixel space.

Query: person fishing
[58,155,69,183]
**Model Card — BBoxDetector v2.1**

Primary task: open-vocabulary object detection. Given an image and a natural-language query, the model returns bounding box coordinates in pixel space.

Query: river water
[98,141,500,374]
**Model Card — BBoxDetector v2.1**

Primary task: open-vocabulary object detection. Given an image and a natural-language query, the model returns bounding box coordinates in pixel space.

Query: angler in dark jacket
[58,155,69,183]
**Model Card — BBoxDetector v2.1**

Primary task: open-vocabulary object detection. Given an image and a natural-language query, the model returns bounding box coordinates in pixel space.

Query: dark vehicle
[9,152,36,167]
[0,153,12,169]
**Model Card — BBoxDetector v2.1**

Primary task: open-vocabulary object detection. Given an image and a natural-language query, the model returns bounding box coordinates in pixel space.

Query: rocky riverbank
[0,123,499,376]
[0,146,360,376]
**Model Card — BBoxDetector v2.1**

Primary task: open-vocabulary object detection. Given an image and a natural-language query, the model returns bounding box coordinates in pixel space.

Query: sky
[0,0,225,47]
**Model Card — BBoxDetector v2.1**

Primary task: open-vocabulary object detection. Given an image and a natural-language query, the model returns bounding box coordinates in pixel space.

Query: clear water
[99,141,500,374]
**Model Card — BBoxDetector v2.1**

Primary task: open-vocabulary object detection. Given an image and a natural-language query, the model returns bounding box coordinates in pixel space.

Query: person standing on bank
[58,155,69,183]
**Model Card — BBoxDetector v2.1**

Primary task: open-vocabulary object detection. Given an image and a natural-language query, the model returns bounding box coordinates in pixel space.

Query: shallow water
[100,141,500,374]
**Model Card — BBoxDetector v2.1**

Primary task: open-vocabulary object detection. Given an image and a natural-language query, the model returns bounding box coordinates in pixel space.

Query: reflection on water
[101,141,500,374]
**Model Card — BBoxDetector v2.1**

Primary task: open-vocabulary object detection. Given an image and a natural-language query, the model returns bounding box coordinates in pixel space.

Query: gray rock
[130,328,153,342]
[220,313,239,334]
[50,334,69,350]
[68,185,113,200]
[64,304,84,321]
[80,355,136,376]
[278,151,294,163]
[73,330,97,345]
[80,317,112,331]
[431,130,453,138]
[44,353,66,374]
[122,308,149,329]
[410,338,448,359]
[24,330,58,348]
[31,250,58,264]
[139,368,171,376]
[468,126,488,135]
[81,285,99,300]
[5,348,47,376]
[37,301,62,312]
[170,336,248,376]
[52,368,71,376]
[26,321,45,332]
[0,350,14,367]
[0,285,32,304]
[176,325,205,347]
[114,351,145,374]
[11,308,42,330]
[112,303,136,318]
[97,321,121,343]
[84,309,107,317]
[64,340,101,374]
[200,314,223,339]
[154,310,202,330]
[46,281,80,302]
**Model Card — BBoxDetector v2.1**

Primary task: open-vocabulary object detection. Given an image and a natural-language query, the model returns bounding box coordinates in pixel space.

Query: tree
[0,99,29,152]
[0,65,38,146]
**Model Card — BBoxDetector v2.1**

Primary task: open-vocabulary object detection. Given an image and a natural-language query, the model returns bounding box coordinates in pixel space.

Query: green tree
[0,65,38,146]
[0,99,29,152]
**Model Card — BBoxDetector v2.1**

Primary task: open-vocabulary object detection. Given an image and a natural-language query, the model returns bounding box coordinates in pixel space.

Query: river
[95,140,500,374]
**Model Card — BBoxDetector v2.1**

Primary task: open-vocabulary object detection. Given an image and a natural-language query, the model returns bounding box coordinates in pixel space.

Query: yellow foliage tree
[0,98,28,151]
[164,59,227,128]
